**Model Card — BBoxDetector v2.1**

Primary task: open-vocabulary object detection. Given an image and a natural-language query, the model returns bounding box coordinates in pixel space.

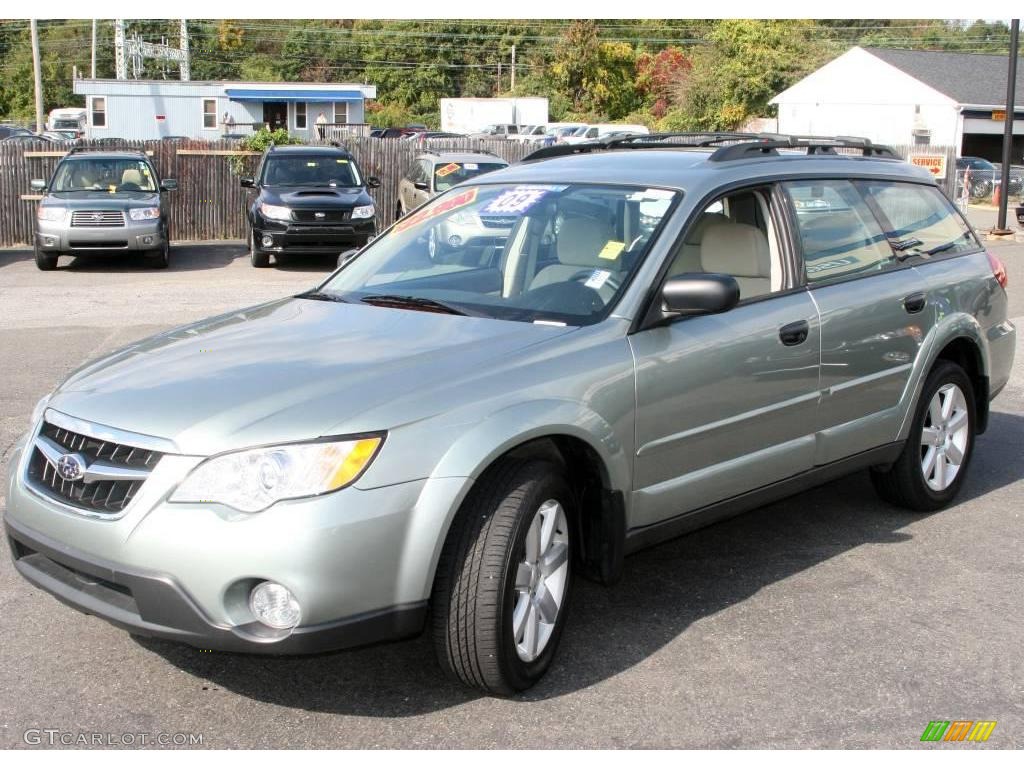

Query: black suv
[241,144,380,268]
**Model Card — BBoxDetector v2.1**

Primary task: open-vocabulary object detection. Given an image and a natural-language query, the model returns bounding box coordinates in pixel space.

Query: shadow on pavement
[139,409,1024,716]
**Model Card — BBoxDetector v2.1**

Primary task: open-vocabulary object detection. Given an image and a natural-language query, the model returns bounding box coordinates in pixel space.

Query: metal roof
[865,47,1024,106]
[225,88,364,102]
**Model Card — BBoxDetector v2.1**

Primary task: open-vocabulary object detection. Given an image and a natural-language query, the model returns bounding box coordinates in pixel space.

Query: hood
[49,298,574,455]
[51,191,160,206]
[261,187,370,209]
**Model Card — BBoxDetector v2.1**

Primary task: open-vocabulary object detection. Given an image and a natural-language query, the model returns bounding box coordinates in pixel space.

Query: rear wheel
[870,361,975,511]
[34,244,58,271]
[432,459,574,695]
[249,227,270,268]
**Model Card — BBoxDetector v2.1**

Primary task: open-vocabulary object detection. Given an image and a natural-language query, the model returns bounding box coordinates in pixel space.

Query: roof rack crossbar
[708,135,898,162]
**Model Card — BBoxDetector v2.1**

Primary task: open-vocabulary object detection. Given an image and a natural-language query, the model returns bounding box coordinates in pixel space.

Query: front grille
[69,240,129,249]
[480,215,517,229]
[292,209,351,223]
[26,420,163,515]
[71,210,125,227]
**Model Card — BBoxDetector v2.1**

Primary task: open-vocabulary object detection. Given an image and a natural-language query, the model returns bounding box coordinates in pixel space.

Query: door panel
[810,269,930,463]
[629,291,821,528]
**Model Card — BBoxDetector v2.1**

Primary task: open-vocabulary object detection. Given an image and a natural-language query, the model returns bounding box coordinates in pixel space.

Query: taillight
[987,251,1008,289]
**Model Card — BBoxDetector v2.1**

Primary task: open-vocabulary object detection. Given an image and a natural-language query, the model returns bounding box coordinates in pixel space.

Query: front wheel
[432,459,574,695]
[870,361,975,511]
[34,245,58,271]
[150,236,170,269]
[249,227,270,268]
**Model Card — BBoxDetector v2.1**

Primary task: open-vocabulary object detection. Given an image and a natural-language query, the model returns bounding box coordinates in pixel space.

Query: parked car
[469,123,520,139]
[41,130,79,143]
[29,147,176,270]
[536,123,586,148]
[241,143,380,268]
[0,124,30,140]
[509,125,549,144]
[560,123,651,145]
[1,132,53,144]
[955,156,1023,197]
[6,133,1014,696]
[404,131,465,147]
[46,107,87,137]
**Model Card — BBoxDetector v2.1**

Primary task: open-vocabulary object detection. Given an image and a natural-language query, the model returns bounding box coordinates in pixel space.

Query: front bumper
[254,219,376,255]
[4,426,466,654]
[36,218,164,253]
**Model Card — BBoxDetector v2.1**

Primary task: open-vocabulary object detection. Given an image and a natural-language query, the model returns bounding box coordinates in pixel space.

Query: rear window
[860,181,979,258]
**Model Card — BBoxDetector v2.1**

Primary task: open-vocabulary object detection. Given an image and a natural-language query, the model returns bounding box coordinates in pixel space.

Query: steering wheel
[567,267,621,293]
[119,182,141,192]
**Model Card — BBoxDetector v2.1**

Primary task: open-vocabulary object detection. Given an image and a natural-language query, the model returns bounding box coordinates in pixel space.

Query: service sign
[909,154,947,180]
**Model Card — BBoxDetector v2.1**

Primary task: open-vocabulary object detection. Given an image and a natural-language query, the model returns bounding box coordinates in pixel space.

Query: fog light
[43,236,56,247]
[249,581,301,629]
[448,234,462,247]
[142,235,154,245]
[261,235,274,248]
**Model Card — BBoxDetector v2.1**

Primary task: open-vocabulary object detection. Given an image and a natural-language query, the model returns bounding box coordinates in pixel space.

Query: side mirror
[336,248,360,269]
[366,176,382,189]
[30,179,46,192]
[160,178,178,191]
[240,177,255,188]
[413,180,428,191]
[661,273,740,319]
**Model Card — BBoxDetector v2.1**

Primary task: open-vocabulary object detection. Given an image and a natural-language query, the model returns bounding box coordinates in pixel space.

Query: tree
[636,46,691,118]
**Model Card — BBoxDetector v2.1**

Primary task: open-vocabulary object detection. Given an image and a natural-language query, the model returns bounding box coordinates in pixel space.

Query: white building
[72,79,377,141]
[771,46,1024,160]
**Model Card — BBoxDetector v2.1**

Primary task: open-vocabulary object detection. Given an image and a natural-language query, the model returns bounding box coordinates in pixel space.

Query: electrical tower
[114,19,190,81]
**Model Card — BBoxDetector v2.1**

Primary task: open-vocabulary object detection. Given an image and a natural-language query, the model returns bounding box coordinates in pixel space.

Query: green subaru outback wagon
[6,133,1015,695]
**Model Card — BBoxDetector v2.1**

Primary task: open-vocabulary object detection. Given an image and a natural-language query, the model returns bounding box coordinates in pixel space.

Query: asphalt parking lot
[1,238,1022,749]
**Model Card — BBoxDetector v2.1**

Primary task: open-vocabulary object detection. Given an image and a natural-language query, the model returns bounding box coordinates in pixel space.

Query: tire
[150,237,170,269]
[249,227,270,268]
[870,361,976,511]
[431,459,574,695]
[34,245,58,271]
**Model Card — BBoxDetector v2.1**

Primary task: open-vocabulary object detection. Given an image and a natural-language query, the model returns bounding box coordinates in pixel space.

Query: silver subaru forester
[5,134,1016,695]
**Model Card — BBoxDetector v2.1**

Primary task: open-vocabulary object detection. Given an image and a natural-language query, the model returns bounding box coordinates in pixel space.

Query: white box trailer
[440,98,549,134]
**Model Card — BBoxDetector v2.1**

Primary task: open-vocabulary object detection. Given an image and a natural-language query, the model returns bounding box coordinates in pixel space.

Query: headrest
[685,211,729,244]
[121,169,143,186]
[556,215,614,267]
[700,222,771,278]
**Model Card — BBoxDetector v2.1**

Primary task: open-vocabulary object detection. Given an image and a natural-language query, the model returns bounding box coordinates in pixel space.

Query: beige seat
[699,221,772,299]
[668,211,729,276]
[529,215,618,298]
[120,168,144,187]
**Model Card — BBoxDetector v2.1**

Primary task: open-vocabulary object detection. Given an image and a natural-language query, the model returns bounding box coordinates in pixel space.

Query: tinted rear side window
[860,181,979,258]
[785,180,896,285]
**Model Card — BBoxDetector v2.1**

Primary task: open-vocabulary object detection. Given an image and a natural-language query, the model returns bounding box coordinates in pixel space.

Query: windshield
[53,119,80,129]
[433,161,508,192]
[51,158,157,192]
[261,155,362,187]
[320,183,679,325]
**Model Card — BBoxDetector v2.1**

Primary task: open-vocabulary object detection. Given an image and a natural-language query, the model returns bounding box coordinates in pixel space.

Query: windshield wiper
[889,233,968,260]
[295,289,350,303]
[360,294,468,316]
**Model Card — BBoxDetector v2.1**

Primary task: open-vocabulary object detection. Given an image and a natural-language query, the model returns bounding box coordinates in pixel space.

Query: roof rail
[522,132,766,162]
[708,135,898,162]
[66,144,147,157]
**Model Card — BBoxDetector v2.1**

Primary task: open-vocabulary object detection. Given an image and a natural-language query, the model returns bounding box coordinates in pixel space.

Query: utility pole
[511,45,516,92]
[90,19,96,78]
[31,19,44,133]
[996,18,1020,233]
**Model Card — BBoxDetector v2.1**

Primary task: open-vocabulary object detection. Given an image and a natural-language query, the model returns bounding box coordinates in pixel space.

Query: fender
[896,311,989,442]
[393,399,632,603]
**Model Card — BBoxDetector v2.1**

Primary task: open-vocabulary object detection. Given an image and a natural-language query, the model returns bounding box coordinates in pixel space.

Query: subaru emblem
[56,453,86,482]
[314,211,326,219]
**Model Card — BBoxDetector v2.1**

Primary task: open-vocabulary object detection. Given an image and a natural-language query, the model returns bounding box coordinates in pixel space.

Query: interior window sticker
[391,187,479,234]
[584,269,611,290]
[482,187,551,215]
[336,159,349,164]
[463,162,479,170]
[436,163,461,177]
[598,240,625,261]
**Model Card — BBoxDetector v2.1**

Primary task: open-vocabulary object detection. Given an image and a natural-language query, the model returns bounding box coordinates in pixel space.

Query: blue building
[72,78,377,141]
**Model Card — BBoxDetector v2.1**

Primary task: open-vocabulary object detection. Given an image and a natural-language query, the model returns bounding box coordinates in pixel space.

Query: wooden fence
[0,137,534,247]
[0,139,958,248]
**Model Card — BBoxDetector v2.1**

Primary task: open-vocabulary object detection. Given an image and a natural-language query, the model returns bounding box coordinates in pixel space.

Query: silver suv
[31,148,177,270]
[5,133,1015,695]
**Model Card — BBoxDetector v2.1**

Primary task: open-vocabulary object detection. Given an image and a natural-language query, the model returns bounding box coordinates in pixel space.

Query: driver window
[666,187,784,301]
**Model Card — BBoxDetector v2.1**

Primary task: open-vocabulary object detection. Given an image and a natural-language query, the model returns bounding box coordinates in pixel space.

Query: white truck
[440,98,548,136]
[46,108,87,137]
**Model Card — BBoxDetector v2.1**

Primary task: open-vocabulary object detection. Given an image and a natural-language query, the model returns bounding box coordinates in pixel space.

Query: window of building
[785,180,896,285]
[202,99,217,129]
[90,97,106,128]
[333,102,348,125]
[295,102,307,130]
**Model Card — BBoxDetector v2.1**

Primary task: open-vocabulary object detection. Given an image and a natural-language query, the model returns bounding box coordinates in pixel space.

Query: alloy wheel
[512,499,570,663]
[920,383,970,491]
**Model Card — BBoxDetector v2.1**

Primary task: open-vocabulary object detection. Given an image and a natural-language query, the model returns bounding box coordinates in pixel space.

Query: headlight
[128,207,160,221]
[36,206,66,222]
[351,204,375,220]
[29,394,50,430]
[259,202,292,221]
[448,210,480,226]
[169,436,383,513]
